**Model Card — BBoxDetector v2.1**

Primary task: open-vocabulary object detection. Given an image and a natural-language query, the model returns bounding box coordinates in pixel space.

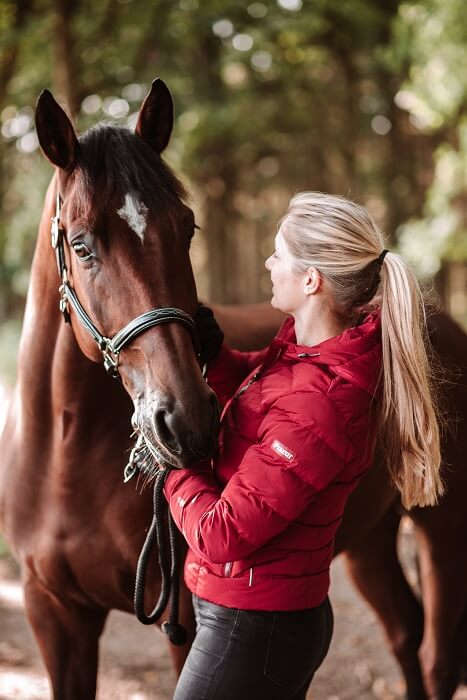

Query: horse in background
[0,74,466,699]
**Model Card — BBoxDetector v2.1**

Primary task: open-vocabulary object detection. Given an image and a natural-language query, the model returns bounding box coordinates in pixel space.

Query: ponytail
[379,254,444,507]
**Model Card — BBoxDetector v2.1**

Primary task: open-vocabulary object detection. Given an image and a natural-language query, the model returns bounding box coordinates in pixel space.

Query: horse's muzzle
[138,388,220,468]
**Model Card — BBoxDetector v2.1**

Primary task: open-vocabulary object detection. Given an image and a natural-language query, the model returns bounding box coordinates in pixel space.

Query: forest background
[0,0,466,385]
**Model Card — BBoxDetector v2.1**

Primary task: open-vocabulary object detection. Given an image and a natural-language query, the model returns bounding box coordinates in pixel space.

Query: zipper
[224,562,232,577]
[233,371,261,401]
[233,347,284,402]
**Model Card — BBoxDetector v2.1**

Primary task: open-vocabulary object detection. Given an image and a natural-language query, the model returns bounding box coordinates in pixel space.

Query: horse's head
[35,79,219,468]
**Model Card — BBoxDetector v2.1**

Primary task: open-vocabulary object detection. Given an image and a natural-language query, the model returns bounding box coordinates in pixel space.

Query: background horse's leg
[343,506,427,700]
[413,518,467,700]
[23,575,107,700]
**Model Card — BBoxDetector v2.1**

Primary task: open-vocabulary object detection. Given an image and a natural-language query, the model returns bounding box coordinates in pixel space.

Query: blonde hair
[280,191,444,508]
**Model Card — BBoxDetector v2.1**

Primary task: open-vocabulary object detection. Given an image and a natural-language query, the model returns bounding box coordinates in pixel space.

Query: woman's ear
[303,268,321,295]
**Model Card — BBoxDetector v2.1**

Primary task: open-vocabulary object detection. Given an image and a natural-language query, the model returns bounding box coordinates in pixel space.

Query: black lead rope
[133,467,187,646]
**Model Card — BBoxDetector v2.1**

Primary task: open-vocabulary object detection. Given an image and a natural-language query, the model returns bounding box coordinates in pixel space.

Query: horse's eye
[72,242,94,261]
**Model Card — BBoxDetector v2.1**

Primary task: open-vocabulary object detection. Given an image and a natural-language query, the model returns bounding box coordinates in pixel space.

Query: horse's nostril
[153,393,220,461]
[154,407,180,453]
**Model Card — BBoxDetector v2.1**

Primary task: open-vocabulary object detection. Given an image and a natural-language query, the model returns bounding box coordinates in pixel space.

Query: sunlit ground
[0,671,49,700]
[0,580,23,608]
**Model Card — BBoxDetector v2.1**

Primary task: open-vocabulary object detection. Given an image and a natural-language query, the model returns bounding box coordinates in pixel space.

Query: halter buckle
[101,340,120,378]
[124,461,138,483]
[59,285,71,324]
[123,433,146,483]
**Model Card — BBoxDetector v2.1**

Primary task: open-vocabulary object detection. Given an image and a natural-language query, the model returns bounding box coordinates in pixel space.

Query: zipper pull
[297,352,320,358]
[234,371,261,400]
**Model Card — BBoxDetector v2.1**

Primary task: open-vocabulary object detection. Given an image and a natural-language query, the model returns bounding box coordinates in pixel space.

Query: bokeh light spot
[371,115,392,135]
[233,34,254,52]
[212,19,233,38]
[251,51,272,72]
[277,0,302,10]
[81,94,102,115]
[248,3,267,18]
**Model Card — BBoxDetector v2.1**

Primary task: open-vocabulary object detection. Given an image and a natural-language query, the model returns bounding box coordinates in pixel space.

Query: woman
[164,192,443,700]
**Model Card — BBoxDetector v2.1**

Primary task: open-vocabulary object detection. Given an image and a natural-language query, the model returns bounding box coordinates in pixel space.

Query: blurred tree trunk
[0,0,34,106]
[204,191,231,303]
[0,0,34,320]
[53,0,81,118]
[192,32,238,303]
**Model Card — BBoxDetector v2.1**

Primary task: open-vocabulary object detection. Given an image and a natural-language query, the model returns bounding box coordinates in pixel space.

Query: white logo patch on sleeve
[271,439,295,461]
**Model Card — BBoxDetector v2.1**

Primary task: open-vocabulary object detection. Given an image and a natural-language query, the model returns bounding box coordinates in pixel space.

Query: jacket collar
[273,308,383,397]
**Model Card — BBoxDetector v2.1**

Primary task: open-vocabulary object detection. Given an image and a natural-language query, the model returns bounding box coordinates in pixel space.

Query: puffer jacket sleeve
[207,345,268,407]
[164,393,350,564]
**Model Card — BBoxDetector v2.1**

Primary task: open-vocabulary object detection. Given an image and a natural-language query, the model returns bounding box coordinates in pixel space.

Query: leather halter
[50,191,200,378]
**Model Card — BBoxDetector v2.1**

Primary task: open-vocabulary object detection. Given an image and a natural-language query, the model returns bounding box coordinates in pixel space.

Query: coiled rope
[133,467,187,645]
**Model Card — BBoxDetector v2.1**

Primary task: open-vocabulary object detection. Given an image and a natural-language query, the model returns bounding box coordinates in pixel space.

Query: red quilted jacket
[164,310,382,610]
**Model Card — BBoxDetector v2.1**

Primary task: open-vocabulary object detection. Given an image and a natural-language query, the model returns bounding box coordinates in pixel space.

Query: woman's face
[265,229,306,314]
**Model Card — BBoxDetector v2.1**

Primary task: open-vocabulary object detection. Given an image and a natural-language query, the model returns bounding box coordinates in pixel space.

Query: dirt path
[2,541,466,700]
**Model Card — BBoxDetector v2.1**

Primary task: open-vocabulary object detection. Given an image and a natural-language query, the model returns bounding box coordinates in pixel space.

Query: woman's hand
[195,302,224,363]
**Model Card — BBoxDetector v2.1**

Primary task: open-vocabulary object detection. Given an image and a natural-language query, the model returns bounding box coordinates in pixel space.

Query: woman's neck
[293,312,348,348]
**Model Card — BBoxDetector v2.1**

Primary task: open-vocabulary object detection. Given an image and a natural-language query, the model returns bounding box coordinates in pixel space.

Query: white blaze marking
[117,193,148,241]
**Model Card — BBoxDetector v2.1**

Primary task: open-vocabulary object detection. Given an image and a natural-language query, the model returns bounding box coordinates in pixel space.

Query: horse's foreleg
[23,575,107,700]
[413,520,466,700]
[343,506,427,700]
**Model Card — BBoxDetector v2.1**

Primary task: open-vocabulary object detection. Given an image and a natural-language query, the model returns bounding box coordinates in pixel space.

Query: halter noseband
[51,191,200,378]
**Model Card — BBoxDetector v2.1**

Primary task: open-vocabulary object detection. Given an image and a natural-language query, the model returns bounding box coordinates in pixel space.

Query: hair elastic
[377,249,389,266]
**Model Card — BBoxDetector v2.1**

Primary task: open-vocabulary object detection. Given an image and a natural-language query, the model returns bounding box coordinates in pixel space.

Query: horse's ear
[135,78,173,154]
[35,90,78,171]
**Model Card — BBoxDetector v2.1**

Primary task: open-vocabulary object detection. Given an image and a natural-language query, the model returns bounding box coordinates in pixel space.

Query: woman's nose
[265,256,272,271]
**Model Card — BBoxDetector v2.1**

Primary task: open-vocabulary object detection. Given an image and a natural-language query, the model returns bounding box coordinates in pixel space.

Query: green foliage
[391,0,467,274]
[0,0,466,316]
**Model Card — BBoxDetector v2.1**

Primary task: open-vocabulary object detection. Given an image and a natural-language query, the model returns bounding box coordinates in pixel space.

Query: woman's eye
[73,242,94,260]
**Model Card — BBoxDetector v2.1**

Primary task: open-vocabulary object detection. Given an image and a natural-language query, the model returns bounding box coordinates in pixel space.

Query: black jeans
[173,595,334,700]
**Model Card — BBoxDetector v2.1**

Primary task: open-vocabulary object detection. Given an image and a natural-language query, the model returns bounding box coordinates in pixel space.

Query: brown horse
[0,77,466,699]
[0,79,219,698]
[338,310,467,700]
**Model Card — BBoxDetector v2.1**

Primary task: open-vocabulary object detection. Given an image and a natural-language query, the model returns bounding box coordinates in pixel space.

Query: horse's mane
[72,123,188,220]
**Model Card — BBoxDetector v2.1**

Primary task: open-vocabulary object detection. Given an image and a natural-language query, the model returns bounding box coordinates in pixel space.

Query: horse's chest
[19,495,141,606]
